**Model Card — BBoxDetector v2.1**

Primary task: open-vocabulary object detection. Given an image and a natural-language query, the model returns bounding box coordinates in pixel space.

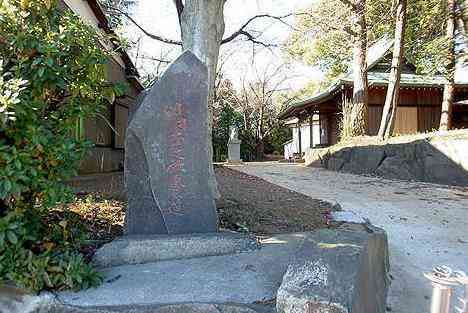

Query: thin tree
[378,0,407,139]
[440,0,456,131]
[350,0,369,136]
[337,0,369,135]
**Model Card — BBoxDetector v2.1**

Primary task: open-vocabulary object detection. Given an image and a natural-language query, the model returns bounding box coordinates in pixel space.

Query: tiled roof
[342,72,449,87]
[279,36,468,120]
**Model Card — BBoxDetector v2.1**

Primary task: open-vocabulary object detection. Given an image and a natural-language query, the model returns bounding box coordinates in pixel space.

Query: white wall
[283,115,323,159]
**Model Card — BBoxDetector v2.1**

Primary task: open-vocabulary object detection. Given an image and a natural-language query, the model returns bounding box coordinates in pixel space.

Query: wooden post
[317,114,321,145]
[309,113,314,148]
[297,121,302,155]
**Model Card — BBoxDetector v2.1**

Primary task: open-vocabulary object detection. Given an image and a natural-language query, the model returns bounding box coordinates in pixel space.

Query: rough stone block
[276,227,390,313]
[124,51,218,235]
[227,142,242,163]
[341,147,385,174]
[93,232,260,267]
[375,156,416,181]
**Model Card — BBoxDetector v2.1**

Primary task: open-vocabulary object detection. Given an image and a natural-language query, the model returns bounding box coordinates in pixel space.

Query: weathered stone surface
[4,298,269,313]
[227,126,242,163]
[340,147,385,175]
[0,233,304,313]
[306,131,468,186]
[374,156,413,180]
[5,229,389,313]
[93,232,260,267]
[44,303,262,313]
[124,51,218,235]
[330,211,365,224]
[276,227,390,313]
[227,142,242,164]
[149,304,260,313]
[327,156,345,171]
[57,233,303,309]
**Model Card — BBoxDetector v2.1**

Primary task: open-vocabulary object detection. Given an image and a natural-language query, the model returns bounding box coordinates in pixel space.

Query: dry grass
[51,194,126,260]
[339,97,366,141]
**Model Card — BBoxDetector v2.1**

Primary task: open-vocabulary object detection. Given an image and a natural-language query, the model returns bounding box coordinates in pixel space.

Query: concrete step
[3,234,305,313]
[58,234,305,309]
[1,226,390,313]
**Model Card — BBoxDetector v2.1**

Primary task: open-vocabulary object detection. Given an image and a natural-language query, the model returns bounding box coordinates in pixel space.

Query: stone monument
[124,51,218,235]
[227,125,242,163]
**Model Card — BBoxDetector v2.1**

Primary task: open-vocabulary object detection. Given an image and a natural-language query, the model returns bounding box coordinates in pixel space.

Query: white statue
[229,125,239,142]
[227,124,242,163]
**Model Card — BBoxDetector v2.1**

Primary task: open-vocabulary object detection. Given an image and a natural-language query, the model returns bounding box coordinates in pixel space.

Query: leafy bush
[0,0,121,291]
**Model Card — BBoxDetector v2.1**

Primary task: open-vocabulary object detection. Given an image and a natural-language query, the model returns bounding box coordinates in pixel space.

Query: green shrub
[0,0,121,291]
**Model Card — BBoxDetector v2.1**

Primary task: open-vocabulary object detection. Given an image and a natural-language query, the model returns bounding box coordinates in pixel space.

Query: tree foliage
[284,0,449,84]
[284,0,392,84]
[0,0,121,291]
[405,0,448,75]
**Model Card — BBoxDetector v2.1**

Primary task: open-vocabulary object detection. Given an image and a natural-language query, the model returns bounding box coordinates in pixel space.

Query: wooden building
[280,38,468,159]
[61,0,144,174]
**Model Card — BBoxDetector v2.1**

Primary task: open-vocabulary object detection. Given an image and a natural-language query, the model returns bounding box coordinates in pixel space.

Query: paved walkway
[233,162,468,313]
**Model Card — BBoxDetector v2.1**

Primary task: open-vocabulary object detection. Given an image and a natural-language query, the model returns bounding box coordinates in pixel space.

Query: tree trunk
[461,1,467,34]
[255,140,264,161]
[440,0,456,131]
[179,0,225,198]
[378,0,407,140]
[351,0,369,136]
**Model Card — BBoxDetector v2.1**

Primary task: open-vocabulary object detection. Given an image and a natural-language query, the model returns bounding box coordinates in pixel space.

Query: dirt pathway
[233,162,468,313]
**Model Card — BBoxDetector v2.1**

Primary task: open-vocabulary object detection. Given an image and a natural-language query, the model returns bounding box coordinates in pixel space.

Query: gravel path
[233,162,468,313]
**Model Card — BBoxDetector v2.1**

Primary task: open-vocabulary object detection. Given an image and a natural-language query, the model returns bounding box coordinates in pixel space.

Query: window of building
[113,103,129,149]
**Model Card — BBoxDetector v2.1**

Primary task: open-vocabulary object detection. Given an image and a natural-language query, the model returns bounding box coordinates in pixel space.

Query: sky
[123,0,323,91]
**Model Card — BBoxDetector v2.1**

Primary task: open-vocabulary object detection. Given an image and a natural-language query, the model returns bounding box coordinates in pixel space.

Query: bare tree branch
[221,13,294,44]
[137,55,172,63]
[105,6,296,49]
[104,6,183,46]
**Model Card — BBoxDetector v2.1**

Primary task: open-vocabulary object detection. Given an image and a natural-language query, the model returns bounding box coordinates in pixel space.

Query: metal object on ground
[454,271,468,313]
[425,266,459,313]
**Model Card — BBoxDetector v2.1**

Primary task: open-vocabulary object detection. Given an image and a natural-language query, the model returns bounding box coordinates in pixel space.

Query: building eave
[84,0,143,90]
[279,76,468,120]
[279,81,347,120]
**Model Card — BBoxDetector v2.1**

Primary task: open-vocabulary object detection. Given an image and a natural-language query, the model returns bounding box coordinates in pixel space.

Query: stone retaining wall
[305,131,468,186]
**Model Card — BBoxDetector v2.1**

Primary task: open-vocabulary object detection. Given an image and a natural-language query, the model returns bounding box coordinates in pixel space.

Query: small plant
[0,0,122,292]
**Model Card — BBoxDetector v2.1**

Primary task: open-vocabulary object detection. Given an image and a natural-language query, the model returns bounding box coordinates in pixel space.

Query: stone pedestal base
[93,232,259,268]
[228,140,242,163]
[226,159,243,165]
[4,223,389,313]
